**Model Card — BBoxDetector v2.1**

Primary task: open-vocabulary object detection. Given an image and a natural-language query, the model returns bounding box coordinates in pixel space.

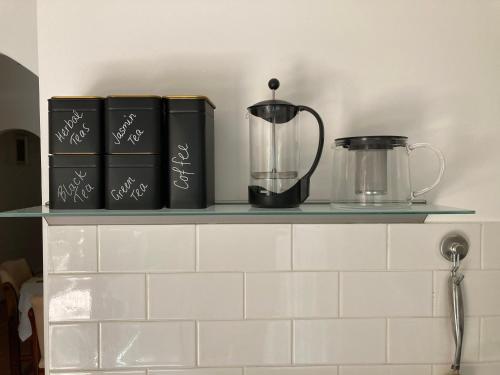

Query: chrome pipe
[440,234,469,374]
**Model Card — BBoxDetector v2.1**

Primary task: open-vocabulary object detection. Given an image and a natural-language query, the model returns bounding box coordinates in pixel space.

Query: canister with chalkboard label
[165,96,215,208]
[49,97,104,154]
[105,96,162,154]
[105,154,162,210]
[49,155,103,209]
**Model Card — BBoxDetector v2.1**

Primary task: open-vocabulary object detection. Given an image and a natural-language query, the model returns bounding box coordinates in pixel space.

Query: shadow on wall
[0,54,39,136]
[0,54,42,274]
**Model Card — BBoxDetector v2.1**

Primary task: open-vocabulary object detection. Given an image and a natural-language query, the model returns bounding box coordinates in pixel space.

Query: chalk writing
[111,176,149,201]
[57,170,95,203]
[171,143,194,190]
[54,110,90,146]
[112,113,144,146]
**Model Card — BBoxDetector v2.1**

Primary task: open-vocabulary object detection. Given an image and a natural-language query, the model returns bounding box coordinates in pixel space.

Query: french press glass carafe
[247,78,325,208]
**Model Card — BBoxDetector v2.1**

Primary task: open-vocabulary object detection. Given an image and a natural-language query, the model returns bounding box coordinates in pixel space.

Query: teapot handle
[407,143,446,199]
[297,105,325,202]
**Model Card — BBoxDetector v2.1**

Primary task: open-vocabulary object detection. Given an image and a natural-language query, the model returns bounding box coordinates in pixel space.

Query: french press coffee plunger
[247,78,325,208]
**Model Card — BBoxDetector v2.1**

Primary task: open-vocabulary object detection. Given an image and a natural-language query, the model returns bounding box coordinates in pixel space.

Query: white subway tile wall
[387,317,480,363]
[49,323,98,370]
[340,271,432,317]
[48,226,97,273]
[100,321,196,368]
[245,272,338,318]
[293,224,387,271]
[388,223,481,270]
[294,319,386,364]
[482,223,500,269]
[48,274,146,321]
[149,370,242,375]
[148,273,244,320]
[46,223,500,374]
[339,365,431,375]
[434,270,500,316]
[51,372,146,375]
[198,320,291,366]
[479,317,500,361]
[433,363,500,375]
[99,225,196,272]
[245,367,338,375]
[197,224,291,271]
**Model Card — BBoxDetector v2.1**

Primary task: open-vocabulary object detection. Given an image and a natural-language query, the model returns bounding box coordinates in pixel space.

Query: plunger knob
[268,78,280,91]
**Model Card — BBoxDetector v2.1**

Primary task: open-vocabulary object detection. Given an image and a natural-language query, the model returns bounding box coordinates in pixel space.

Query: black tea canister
[105,96,162,154]
[49,97,104,154]
[165,96,215,208]
[105,154,162,210]
[49,155,103,209]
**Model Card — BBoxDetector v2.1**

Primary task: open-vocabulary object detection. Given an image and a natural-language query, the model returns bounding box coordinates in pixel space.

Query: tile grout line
[385,317,389,364]
[48,361,500,373]
[386,224,390,271]
[145,273,150,320]
[291,319,295,365]
[432,270,436,317]
[290,224,294,271]
[243,272,247,320]
[195,225,200,272]
[337,271,341,318]
[45,267,495,276]
[96,225,100,272]
[48,315,497,325]
[478,317,483,362]
[196,320,200,368]
[97,321,102,369]
[480,223,484,270]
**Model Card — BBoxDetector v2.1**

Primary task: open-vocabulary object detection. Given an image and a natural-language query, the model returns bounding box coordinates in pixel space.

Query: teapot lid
[335,135,408,150]
[247,78,298,124]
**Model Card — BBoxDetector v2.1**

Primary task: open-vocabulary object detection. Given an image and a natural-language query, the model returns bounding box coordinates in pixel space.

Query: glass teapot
[331,136,446,207]
[247,78,324,208]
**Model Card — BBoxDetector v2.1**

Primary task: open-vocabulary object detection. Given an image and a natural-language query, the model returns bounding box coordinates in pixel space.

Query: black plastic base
[249,177,310,208]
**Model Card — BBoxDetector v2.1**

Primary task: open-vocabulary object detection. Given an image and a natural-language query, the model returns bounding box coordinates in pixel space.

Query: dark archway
[0,55,42,271]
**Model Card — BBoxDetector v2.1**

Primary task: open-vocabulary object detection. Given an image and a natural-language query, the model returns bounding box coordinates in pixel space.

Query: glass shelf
[0,203,474,218]
[0,203,474,224]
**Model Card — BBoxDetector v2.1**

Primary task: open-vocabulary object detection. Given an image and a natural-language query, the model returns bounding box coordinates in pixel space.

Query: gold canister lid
[50,96,104,99]
[107,95,161,99]
[164,95,215,109]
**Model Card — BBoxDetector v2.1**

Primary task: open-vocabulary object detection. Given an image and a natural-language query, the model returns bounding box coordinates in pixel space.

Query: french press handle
[296,105,325,202]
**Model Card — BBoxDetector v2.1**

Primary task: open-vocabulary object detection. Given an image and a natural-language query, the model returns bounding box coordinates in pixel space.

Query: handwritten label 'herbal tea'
[54,110,90,146]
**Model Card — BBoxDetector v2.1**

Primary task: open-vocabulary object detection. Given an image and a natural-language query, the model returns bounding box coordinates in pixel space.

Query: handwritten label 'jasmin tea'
[111,113,145,146]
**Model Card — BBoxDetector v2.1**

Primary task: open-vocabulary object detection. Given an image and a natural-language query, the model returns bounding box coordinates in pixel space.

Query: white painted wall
[37,0,500,219]
[0,0,38,74]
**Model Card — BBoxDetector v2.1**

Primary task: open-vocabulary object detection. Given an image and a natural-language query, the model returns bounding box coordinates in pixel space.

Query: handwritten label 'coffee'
[111,176,149,201]
[111,113,145,146]
[171,143,195,190]
[57,170,95,203]
[54,110,90,146]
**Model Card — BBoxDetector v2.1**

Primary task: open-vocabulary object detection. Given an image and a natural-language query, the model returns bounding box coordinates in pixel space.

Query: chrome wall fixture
[440,233,469,374]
